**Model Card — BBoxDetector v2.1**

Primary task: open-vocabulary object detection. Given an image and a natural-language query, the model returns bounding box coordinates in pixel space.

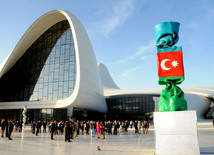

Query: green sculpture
[154,21,187,112]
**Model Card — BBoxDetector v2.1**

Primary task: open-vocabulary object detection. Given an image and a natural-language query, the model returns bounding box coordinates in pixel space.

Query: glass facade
[0,95,160,122]
[28,109,67,122]
[105,95,160,120]
[0,20,76,101]
[0,109,68,122]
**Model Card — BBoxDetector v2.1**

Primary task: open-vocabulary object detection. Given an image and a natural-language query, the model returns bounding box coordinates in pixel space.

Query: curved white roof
[0,10,107,112]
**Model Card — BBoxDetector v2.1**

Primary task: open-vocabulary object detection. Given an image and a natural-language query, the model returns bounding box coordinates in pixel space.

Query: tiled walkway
[0,123,214,155]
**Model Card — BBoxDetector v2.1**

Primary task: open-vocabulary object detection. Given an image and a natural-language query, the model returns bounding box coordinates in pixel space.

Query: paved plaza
[0,122,214,155]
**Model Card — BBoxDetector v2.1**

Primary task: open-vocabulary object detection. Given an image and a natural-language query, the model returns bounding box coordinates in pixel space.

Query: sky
[0,0,214,90]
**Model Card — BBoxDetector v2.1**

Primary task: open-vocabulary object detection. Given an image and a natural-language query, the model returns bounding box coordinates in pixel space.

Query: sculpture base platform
[154,111,200,155]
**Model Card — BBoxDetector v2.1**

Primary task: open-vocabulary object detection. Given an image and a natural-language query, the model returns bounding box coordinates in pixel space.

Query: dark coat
[8,121,14,133]
[51,122,56,131]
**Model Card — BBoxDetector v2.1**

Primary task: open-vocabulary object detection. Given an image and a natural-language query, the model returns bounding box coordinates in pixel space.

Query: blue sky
[0,0,213,90]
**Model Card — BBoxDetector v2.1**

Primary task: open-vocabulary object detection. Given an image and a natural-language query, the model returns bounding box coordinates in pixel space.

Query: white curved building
[0,10,213,122]
[0,10,107,113]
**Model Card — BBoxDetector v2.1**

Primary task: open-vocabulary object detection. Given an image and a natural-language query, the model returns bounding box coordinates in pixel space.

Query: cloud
[103,0,136,36]
[122,66,143,79]
[141,56,148,60]
[186,22,198,29]
[107,39,155,65]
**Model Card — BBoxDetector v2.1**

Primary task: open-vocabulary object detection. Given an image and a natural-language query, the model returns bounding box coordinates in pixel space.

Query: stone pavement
[0,122,213,155]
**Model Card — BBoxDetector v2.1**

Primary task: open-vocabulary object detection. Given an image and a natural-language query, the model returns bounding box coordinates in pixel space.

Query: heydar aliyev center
[0,10,213,122]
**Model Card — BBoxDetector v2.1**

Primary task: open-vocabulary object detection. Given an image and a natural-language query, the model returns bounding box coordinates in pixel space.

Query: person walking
[8,119,14,140]
[36,120,41,136]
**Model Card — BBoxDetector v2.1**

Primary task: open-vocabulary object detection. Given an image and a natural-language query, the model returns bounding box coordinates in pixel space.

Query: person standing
[96,121,101,139]
[124,120,128,132]
[60,121,64,135]
[19,120,23,132]
[32,121,36,134]
[74,121,78,138]
[90,121,96,137]
[1,119,6,137]
[138,121,141,133]
[130,120,133,128]
[107,121,112,135]
[51,120,56,140]
[14,120,18,132]
[86,121,90,134]
[43,121,47,133]
[64,120,71,142]
[80,121,84,135]
[134,120,138,134]
[8,119,14,140]
[5,119,9,137]
[146,120,150,134]
[101,122,106,139]
[77,120,80,135]
[113,120,118,135]
[143,120,147,134]
[69,121,73,139]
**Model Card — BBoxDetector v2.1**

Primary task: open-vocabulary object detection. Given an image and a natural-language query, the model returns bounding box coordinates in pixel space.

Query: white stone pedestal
[154,111,200,155]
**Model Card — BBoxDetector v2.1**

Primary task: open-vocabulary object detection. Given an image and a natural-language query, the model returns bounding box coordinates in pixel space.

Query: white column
[22,106,27,127]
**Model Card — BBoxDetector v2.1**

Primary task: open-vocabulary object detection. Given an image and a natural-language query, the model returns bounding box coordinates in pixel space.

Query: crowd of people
[0,119,151,142]
[0,119,23,140]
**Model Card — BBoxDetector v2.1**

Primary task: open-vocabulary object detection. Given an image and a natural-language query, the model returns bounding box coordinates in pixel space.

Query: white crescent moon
[161,59,171,70]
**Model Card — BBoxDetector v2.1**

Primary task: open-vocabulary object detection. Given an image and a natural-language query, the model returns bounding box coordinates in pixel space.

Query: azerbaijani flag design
[156,46,184,84]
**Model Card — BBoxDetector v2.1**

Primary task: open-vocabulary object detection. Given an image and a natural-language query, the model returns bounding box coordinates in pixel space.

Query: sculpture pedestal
[154,111,200,155]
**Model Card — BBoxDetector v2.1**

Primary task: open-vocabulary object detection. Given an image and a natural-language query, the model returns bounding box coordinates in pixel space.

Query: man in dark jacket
[134,120,138,134]
[51,120,56,140]
[36,120,42,136]
[8,119,14,140]
[43,121,47,133]
[19,120,23,132]
[113,120,118,135]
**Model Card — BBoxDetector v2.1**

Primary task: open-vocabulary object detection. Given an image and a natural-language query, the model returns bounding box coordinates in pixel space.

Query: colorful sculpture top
[154,21,187,112]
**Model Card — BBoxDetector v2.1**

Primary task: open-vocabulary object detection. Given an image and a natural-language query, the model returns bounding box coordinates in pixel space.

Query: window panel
[0,21,76,102]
